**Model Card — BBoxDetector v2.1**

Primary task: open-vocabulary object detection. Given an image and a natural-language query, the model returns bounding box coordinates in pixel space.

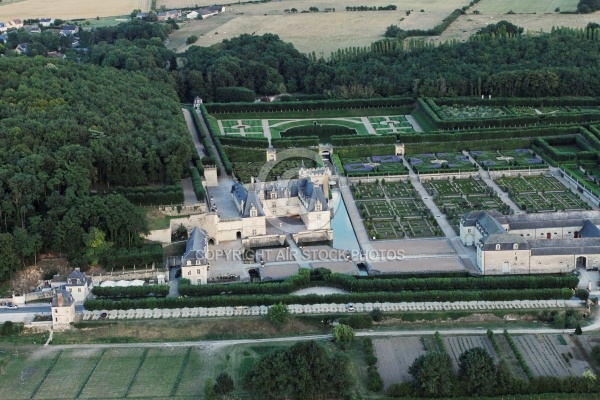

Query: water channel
[330,188,361,254]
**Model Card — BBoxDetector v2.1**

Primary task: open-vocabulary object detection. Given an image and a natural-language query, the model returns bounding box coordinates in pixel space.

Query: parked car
[99,312,108,319]
[347,304,355,312]
[6,303,18,309]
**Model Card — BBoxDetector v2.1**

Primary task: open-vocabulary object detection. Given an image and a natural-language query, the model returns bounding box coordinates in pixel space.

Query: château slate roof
[182,227,208,263]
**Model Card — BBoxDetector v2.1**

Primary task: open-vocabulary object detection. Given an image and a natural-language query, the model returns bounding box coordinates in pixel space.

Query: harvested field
[472,0,579,14]
[443,335,498,371]
[514,334,592,377]
[0,0,145,21]
[374,336,425,388]
[166,0,471,54]
[434,13,600,44]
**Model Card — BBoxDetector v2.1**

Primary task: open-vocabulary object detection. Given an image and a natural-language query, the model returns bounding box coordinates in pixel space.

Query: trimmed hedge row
[504,329,535,379]
[197,105,233,175]
[331,134,398,146]
[83,288,572,310]
[271,136,320,148]
[325,273,578,292]
[205,97,415,114]
[189,166,205,201]
[178,272,577,296]
[218,136,269,148]
[363,338,383,392]
[91,285,170,298]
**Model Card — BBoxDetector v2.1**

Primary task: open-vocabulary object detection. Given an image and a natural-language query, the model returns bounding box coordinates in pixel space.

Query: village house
[39,18,54,27]
[8,19,23,29]
[64,268,92,302]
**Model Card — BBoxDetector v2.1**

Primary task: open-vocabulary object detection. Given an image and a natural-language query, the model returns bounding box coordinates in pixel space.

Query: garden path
[401,158,458,240]
[405,114,423,132]
[360,116,377,134]
[461,151,522,214]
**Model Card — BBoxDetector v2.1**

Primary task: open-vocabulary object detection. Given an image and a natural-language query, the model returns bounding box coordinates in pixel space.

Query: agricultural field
[165,0,472,54]
[374,333,594,388]
[470,149,545,170]
[471,0,579,14]
[341,155,407,177]
[217,116,414,139]
[422,178,508,230]
[443,335,499,371]
[495,175,589,212]
[408,152,477,173]
[513,334,592,377]
[0,0,144,21]
[435,12,600,44]
[373,336,425,389]
[353,181,442,239]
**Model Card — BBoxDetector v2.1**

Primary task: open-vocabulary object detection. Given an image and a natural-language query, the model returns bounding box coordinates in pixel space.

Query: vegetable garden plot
[391,199,427,218]
[443,336,499,372]
[383,181,416,198]
[352,183,386,199]
[514,335,592,377]
[359,200,395,219]
[401,218,441,237]
[371,220,404,240]
[374,337,426,388]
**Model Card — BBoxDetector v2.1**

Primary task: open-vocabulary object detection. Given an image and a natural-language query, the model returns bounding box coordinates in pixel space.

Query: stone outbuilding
[51,289,75,329]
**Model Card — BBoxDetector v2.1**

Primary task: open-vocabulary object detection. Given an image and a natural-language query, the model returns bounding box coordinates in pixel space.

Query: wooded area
[0,57,190,280]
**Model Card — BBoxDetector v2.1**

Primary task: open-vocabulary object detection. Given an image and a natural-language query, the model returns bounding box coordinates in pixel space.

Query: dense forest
[175,27,600,100]
[0,57,191,279]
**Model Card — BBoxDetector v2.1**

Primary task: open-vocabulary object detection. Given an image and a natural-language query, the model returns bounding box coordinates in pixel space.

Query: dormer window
[315,200,322,211]
[495,244,501,251]
[513,243,518,250]
[196,260,200,265]
[250,206,257,217]
[270,192,276,199]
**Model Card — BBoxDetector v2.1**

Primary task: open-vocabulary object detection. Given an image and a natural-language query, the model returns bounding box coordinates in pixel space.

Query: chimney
[57,292,64,307]
[75,267,81,272]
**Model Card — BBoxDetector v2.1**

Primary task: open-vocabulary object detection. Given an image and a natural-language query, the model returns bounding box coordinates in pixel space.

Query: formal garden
[352,181,442,239]
[470,148,546,170]
[408,152,477,174]
[495,175,590,213]
[422,178,510,230]
[339,155,407,177]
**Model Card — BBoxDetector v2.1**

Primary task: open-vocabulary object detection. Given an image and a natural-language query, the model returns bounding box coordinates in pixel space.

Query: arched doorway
[546,233,551,239]
[576,256,587,270]
[236,231,241,239]
[208,238,215,245]
[574,231,579,239]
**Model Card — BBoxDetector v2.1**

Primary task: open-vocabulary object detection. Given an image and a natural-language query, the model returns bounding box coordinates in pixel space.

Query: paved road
[182,108,206,159]
[180,177,197,206]
[405,114,423,133]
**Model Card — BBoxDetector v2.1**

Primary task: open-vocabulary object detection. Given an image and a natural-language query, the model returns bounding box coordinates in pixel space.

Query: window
[272,202,277,208]
[250,207,257,217]
[187,271,191,276]
[315,201,322,211]
[467,229,471,233]
[495,244,501,251]
[54,309,57,313]
[252,229,257,235]
[197,269,201,274]
[317,214,321,220]
[55,318,58,322]
[78,288,81,292]
[513,243,518,250]
[270,192,276,199]
[196,260,200,265]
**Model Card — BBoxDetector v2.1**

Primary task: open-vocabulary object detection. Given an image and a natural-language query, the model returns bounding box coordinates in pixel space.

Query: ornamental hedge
[205,97,415,114]
[180,272,577,296]
[92,284,170,298]
[83,288,573,310]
